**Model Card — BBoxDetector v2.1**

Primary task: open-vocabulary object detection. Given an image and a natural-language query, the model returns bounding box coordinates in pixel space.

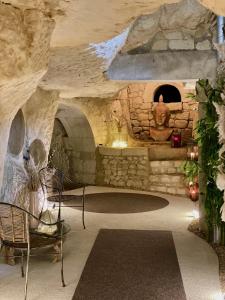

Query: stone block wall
[115,82,198,142]
[96,146,186,196]
[98,147,149,190]
[54,102,97,185]
[148,160,186,195]
[150,30,214,52]
[125,3,216,55]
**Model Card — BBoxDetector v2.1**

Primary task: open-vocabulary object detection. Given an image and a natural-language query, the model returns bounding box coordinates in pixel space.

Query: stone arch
[7,109,25,156]
[49,104,96,186]
[142,82,186,111]
[153,84,182,103]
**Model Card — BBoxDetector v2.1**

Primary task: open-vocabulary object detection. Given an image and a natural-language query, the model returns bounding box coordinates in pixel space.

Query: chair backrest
[0,203,29,244]
[39,167,64,193]
[39,167,64,224]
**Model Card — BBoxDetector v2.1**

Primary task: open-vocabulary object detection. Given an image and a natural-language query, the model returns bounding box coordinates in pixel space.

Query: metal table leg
[82,186,86,229]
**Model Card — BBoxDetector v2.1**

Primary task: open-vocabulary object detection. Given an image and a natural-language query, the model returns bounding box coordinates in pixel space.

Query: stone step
[149,174,185,186]
[148,185,187,196]
[149,160,185,175]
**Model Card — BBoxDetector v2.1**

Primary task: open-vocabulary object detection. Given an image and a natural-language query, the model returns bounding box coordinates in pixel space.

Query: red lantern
[171,131,182,148]
[187,182,199,202]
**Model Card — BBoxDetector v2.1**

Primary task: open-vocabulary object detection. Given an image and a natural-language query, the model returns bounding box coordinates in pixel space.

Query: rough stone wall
[114,83,198,142]
[56,97,127,184]
[0,3,54,81]
[149,160,186,194]
[123,0,216,54]
[23,88,59,162]
[55,103,97,185]
[97,147,149,190]
[0,88,58,203]
[49,118,73,185]
[1,0,224,196]
[96,146,186,195]
[0,2,55,189]
[127,17,216,54]
[61,97,116,146]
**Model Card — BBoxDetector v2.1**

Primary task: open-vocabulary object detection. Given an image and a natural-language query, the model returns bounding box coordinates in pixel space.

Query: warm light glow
[112,140,128,148]
[192,208,199,219]
[212,292,224,300]
[187,145,198,160]
[190,152,195,160]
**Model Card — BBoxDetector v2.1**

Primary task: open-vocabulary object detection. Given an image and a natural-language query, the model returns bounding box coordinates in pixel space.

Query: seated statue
[150,95,173,141]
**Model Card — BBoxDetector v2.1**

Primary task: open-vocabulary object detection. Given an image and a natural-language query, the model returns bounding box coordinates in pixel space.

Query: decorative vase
[29,191,40,229]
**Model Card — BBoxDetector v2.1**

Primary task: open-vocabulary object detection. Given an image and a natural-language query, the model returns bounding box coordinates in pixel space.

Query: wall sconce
[112,140,128,148]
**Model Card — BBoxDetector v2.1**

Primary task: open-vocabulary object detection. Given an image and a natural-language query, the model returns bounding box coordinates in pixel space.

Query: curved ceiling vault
[107,0,218,82]
[39,0,224,99]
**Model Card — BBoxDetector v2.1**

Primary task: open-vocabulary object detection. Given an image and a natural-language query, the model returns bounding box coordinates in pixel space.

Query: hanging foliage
[195,78,224,231]
[181,160,199,183]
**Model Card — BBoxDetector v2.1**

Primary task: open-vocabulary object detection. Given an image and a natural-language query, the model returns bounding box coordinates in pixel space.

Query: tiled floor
[0,186,222,300]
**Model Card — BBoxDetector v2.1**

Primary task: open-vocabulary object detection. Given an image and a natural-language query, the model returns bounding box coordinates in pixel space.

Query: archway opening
[49,105,96,188]
[154,84,181,103]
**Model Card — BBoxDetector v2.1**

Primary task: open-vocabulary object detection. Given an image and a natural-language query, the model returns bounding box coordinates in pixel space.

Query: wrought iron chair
[39,167,64,223]
[0,202,66,300]
[39,166,86,229]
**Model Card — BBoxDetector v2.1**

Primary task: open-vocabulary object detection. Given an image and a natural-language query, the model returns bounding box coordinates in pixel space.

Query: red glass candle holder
[171,131,182,148]
[187,182,199,202]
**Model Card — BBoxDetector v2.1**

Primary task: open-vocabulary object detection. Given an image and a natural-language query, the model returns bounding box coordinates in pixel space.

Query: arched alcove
[1,109,26,203]
[7,109,25,156]
[49,105,96,187]
[154,84,181,103]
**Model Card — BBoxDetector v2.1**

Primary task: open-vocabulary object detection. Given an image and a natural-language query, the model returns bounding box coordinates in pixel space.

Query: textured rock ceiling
[40,0,223,98]
[4,0,225,99]
[5,0,225,47]
[121,0,216,53]
[51,0,178,48]
[51,0,225,48]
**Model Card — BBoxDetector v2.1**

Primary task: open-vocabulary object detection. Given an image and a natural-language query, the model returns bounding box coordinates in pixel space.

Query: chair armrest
[23,209,64,226]
[36,218,64,226]
[0,202,64,227]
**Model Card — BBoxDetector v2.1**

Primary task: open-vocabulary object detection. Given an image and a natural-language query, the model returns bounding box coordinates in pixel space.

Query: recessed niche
[154,84,181,103]
[7,109,25,156]
[29,139,46,166]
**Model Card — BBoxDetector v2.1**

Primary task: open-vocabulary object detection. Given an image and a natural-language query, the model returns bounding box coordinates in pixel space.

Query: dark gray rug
[48,193,169,214]
[73,229,186,300]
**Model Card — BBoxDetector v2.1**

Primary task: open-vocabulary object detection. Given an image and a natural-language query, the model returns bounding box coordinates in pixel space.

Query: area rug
[48,193,169,213]
[72,229,186,300]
